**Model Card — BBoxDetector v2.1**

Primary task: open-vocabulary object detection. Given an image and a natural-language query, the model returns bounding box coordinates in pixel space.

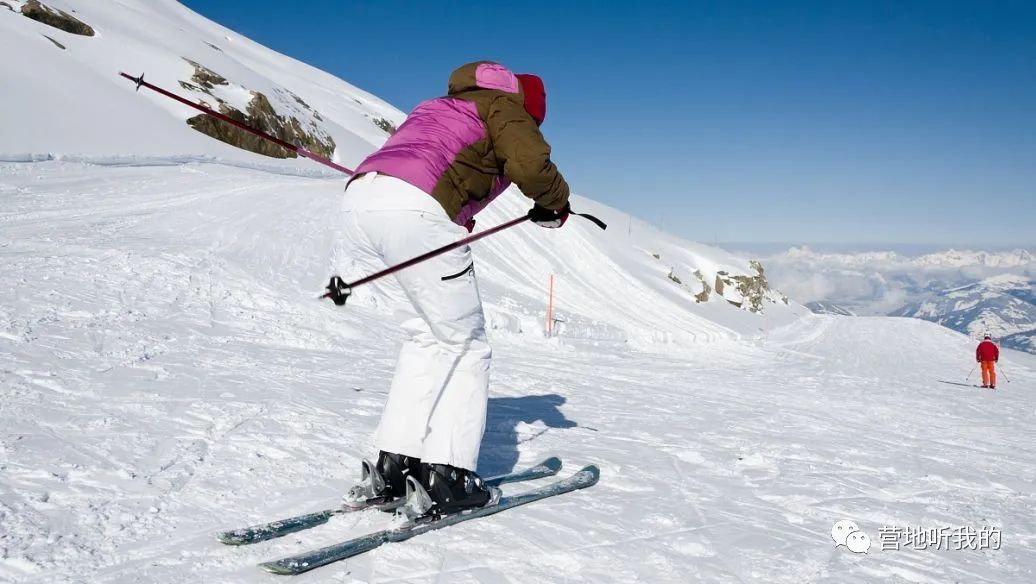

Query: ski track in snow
[2,161,1036,583]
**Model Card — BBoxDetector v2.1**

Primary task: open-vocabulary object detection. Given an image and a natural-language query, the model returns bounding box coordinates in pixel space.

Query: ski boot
[400,463,500,520]
[342,451,421,509]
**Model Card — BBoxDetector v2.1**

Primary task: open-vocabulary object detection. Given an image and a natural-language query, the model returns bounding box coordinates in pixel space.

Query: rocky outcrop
[650,250,786,313]
[716,261,771,313]
[187,92,335,159]
[693,270,711,303]
[21,0,94,36]
[181,60,335,160]
[372,117,397,135]
[185,59,227,90]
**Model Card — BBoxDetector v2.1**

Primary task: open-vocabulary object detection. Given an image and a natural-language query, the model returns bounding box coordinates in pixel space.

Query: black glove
[528,202,570,228]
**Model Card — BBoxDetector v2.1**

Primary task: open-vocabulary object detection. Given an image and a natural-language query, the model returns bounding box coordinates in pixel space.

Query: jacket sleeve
[994,344,1000,361]
[976,346,981,361]
[485,95,570,210]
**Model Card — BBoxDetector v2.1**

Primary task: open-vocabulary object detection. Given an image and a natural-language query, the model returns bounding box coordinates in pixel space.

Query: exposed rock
[206,42,223,52]
[187,91,335,160]
[693,270,711,303]
[373,116,397,135]
[41,33,64,49]
[728,274,767,313]
[288,91,311,110]
[176,59,335,160]
[729,262,770,313]
[713,262,773,314]
[184,58,228,90]
[667,269,682,285]
[21,0,94,36]
[714,272,726,296]
[1,2,14,12]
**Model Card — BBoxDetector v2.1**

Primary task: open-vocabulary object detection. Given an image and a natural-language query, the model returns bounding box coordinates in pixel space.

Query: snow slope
[3,1,1036,583]
[3,160,1036,584]
[0,0,400,171]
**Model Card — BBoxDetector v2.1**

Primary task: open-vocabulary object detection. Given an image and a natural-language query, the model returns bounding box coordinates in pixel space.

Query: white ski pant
[339,173,490,471]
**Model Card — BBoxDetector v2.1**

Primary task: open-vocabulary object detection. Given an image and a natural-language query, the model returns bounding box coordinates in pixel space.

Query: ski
[258,465,600,575]
[217,456,562,546]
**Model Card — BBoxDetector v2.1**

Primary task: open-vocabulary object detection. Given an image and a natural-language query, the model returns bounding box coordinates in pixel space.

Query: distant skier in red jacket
[976,335,1000,389]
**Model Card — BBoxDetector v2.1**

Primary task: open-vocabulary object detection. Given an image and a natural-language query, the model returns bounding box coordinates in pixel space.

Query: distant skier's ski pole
[323,212,607,305]
[965,365,976,383]
[997,364,1011,383]
[118,72,355,175]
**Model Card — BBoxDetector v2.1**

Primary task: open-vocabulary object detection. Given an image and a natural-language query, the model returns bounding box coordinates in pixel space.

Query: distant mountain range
[758,247,1036,354]
[890,274,1036,353]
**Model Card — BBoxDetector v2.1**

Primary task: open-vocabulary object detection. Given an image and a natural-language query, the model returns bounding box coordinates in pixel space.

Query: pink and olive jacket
[352,61,570,228]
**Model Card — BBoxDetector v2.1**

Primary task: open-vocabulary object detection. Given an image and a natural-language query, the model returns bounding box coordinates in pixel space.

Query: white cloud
[761,247,1036,315]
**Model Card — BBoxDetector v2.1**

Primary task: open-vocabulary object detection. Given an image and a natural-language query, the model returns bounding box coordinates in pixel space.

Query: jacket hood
[448,61,524,102]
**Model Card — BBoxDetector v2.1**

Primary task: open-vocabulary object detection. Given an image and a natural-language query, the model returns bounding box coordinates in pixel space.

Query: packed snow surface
[2,161,1035,583]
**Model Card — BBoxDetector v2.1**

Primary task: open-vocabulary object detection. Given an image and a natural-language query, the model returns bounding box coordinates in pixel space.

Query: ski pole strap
[572,211,607,230]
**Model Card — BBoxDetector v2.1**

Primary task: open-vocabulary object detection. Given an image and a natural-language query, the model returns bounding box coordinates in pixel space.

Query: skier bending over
[337,61,570,515]
[976,334,999,389]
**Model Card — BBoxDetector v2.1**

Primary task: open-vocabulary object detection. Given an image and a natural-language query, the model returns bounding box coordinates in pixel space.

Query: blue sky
[180,0,1036,247]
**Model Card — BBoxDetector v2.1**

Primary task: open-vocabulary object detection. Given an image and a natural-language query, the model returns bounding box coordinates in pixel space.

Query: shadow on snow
[477,394,578,476]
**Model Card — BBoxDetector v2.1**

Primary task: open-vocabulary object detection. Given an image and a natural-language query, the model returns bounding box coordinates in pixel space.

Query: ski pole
[997,364,1011,383]
[323,216,529,305]
[965,365,976,383]
[323,212,607,305]
[118,73,612,304]
[119,72,355,175]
